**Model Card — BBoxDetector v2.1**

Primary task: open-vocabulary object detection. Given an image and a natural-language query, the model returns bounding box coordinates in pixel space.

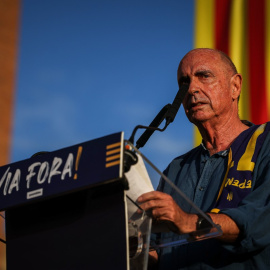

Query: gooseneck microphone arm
[128,104,171,148]
[128,85,188,150]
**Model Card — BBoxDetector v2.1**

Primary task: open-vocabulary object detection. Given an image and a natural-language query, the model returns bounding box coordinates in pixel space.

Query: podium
[0,132,152,269]
[0,132,222,269]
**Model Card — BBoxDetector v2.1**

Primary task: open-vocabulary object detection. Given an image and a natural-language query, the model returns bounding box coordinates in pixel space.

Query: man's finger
[137,191,170,203]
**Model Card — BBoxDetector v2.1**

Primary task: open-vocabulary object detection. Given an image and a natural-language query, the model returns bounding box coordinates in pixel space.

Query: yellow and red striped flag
[194,0,270,145]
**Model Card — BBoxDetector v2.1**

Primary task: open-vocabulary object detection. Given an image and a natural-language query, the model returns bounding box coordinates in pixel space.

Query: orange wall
[0,0,20,269]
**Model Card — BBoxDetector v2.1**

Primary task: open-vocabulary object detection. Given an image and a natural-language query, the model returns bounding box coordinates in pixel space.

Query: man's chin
[187,113,210,124]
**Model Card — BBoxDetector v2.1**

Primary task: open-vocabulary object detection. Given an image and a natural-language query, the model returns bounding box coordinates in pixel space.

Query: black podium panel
[6,183,128,270]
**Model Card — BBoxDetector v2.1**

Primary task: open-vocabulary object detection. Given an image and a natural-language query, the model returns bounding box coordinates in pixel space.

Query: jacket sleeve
[220,134,270,253]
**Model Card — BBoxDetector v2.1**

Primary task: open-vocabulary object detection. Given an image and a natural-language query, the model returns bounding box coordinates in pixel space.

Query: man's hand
[138,191,240,242]
[137,191,197,234]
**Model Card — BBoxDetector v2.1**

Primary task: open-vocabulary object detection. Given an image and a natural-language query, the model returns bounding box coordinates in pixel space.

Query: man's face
[177,50,234,125]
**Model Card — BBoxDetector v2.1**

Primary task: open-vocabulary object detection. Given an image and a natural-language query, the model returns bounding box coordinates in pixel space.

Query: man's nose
[187,78,200,96]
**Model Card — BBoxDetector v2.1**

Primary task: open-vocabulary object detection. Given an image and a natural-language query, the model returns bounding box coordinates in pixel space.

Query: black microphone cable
[0,212,6,244]
[0,238,6,244]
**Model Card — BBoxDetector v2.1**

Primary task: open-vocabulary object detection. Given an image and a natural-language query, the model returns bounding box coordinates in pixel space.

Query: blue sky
[12,0,195,188]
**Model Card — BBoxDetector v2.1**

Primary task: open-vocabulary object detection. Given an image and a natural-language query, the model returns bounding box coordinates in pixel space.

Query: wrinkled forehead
[177,49,221,79]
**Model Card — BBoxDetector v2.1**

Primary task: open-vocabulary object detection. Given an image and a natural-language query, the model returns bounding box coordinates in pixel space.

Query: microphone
[165,84,189,125]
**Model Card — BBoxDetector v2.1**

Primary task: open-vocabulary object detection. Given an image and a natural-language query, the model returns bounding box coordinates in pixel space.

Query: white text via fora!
[0,153,74,196]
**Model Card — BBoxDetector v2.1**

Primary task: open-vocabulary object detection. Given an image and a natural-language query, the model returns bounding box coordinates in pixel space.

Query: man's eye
[197,72,211,79]
[179,77,190,85]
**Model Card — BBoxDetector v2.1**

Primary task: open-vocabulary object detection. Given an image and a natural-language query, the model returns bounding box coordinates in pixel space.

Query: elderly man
[138,48,270,269]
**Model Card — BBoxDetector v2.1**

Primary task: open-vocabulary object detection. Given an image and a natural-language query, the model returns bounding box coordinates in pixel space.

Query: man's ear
[231,73,242,100]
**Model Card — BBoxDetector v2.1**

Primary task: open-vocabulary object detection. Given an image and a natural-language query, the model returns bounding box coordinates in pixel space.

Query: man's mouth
[192,102,203,106]
[190,102,206,109]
